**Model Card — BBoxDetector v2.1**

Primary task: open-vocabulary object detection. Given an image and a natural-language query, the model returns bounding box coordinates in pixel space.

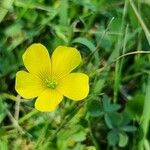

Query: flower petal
[35,89,63,112]
[23,43,51,75]
[52,46,81,79]
[15,71,45,99]
[57,73,89,101]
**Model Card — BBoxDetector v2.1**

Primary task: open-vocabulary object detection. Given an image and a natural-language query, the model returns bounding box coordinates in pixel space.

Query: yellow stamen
[45,78,57,89]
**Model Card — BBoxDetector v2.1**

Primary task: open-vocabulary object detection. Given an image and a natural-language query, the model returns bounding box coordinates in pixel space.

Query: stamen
[45,78,57,89]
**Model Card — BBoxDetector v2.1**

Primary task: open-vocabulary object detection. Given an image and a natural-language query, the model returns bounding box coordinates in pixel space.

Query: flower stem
[138,75,150,150]
[87,117,101,150]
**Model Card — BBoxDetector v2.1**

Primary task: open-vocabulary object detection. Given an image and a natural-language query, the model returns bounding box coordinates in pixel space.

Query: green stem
[19,109,38,124]
[89,51,150,78]
[129,0,150,45]
[87,117,101,150]
[41,101,86,146]
[113,0,128,103]
[138,75,150,150]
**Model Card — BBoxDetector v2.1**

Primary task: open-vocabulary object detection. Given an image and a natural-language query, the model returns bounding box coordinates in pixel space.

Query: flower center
[45,78,57,89]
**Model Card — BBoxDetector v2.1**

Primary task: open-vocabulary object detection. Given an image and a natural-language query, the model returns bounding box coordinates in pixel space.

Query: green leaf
[70,130,86,142]
[125,94,144,119]
[119,111,131,127]
[5,23,22,37]
[92,78,105,94]
[57,125,87,150]
[105,112,122,129]
[107,130,119,146]
[86,146,96,150]
[59,0,68,25]
[102,95,111,111]
[72,0,97,11]
[54,25,69,44]
[0,0,14,22]
[104,114,113,129]
[0,138,8,150]
[102,95,120,113]
[122,125,137,132]
[87,99,104,117]
[72,37,99,63]
[105,110,135,129]
[118,132,129,147]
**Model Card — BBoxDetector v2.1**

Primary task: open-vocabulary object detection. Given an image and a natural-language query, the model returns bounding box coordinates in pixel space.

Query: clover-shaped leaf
[102,95,121,113]
[107,130,119,146]
[87,99,104,117]
[118,132,128,147]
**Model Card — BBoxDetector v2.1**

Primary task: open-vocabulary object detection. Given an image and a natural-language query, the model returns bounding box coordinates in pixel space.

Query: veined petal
[57,73,89,101]
[15,71,45,99]
[35,89,63,112]
[52,46,81,80]
[23,43,51,75]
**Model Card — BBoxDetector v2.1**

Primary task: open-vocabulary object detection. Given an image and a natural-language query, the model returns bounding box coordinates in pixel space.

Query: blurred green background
[0,0,150,150]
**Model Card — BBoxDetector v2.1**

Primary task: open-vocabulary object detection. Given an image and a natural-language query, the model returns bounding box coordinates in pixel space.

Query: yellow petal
[15,71,45,99]
[52,46,81,79]
[23,43,51,75]
[35,89,63,112]
[57,73,89,101]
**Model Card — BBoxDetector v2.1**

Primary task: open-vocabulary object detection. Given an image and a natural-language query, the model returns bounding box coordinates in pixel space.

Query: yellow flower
[15,43,89,112]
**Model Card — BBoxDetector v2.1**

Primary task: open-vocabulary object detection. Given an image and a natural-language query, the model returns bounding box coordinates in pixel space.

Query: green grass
[0,0,150,150]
